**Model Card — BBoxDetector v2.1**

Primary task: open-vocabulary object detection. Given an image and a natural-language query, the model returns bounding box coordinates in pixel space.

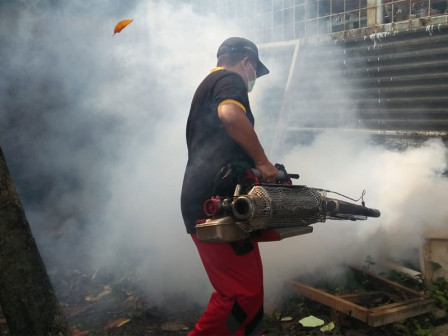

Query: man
[181,37,278,335]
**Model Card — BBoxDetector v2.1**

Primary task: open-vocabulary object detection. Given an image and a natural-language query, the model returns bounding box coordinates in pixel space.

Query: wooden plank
[339,291,384,301]
[349,265,425,298]
[368,298,436,327]
[290,266,437,327]
[369,297,424,312]
[290,280,369,323]
[420,237,448,286]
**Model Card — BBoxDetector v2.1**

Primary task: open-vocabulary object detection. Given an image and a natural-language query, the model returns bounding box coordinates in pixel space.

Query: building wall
[193,0,448,43]
[274,28,448,150]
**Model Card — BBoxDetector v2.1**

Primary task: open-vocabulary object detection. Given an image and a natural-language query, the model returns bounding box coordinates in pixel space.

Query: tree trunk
[0,147,70,335]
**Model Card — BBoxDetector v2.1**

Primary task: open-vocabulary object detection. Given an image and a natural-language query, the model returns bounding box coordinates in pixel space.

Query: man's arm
[218,102,278,181]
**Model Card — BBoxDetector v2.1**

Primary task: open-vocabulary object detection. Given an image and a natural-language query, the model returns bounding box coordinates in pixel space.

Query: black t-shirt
[181,68,255,234]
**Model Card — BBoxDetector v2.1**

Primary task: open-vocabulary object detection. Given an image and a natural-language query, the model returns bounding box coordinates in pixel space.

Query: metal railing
[293,0,448,38]
[194,0,448,42]
[380,0,447,23]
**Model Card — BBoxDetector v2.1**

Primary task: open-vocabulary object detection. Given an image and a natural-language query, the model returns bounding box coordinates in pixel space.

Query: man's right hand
[256,162,278,183]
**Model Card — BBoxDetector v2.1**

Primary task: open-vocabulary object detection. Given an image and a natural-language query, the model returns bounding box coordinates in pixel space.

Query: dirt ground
[1,249,447,336]
[2,292,447,336]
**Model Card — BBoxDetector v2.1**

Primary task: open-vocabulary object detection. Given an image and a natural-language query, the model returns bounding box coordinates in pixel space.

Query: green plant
[411,316,432,336]
[427,276,448,310]
[381,270,424,291]
[429,261,442,283]
[430,261,442,272]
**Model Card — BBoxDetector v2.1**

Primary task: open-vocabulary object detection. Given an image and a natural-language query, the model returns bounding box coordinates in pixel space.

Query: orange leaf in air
[113,19,133,35]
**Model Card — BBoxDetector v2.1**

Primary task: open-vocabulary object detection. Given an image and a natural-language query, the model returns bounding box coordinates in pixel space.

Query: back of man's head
[216,37,269,77]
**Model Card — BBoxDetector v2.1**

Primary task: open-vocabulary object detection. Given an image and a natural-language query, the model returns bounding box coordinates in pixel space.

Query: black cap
[217,37,269,78]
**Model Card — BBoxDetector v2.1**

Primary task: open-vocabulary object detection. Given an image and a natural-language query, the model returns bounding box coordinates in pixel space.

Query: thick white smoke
[0,1,239,305]
[255,46,448,300]
[244,37,448,301]
[1,0,447,310]
[261,133,448,299]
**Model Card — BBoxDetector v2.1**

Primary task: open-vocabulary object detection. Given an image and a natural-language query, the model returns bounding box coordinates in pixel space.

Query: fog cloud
[1,0,447,309]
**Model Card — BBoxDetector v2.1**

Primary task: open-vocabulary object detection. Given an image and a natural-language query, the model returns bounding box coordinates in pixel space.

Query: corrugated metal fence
[276,25,448,148]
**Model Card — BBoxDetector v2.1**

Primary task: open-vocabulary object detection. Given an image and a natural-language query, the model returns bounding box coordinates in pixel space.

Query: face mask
[245,62,257,93]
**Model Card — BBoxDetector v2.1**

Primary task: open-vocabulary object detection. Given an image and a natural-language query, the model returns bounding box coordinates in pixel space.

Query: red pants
[189,234,264,336]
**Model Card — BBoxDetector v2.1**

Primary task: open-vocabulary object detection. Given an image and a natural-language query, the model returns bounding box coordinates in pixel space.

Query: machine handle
[250,169,299,181]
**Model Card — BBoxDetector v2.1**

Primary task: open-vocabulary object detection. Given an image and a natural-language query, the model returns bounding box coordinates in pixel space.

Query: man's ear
[240,56,251,70]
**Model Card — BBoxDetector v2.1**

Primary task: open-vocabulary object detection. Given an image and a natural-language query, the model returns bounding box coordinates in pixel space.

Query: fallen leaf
[280,316,293,322]
[298,315,325,327]
[104,317,131,330]
[270,308,281,320]
[116,318,131,327]
[96,285,112,299]
[161,321,188,332]
[84,295,96,302]
[72,329,89,336]
[320,321,335,332]
[85,285,112,302]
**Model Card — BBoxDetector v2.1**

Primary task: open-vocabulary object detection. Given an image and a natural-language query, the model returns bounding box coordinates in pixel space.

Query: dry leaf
[113,19,133,35]
[72,329,89,336]
[85,285,112,302]
[104,317,131,330]
[84,295,96,302]
[280,316,293,322]
[96,285,112,299]
[117,318,131,327]
[161,321,188,332]
[320,321,335,332]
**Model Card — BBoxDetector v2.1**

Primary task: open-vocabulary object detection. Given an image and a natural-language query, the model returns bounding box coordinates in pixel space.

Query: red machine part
[204,197,221,216]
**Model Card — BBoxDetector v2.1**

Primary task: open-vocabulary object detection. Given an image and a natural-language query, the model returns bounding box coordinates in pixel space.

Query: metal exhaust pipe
[232,196,253,221]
